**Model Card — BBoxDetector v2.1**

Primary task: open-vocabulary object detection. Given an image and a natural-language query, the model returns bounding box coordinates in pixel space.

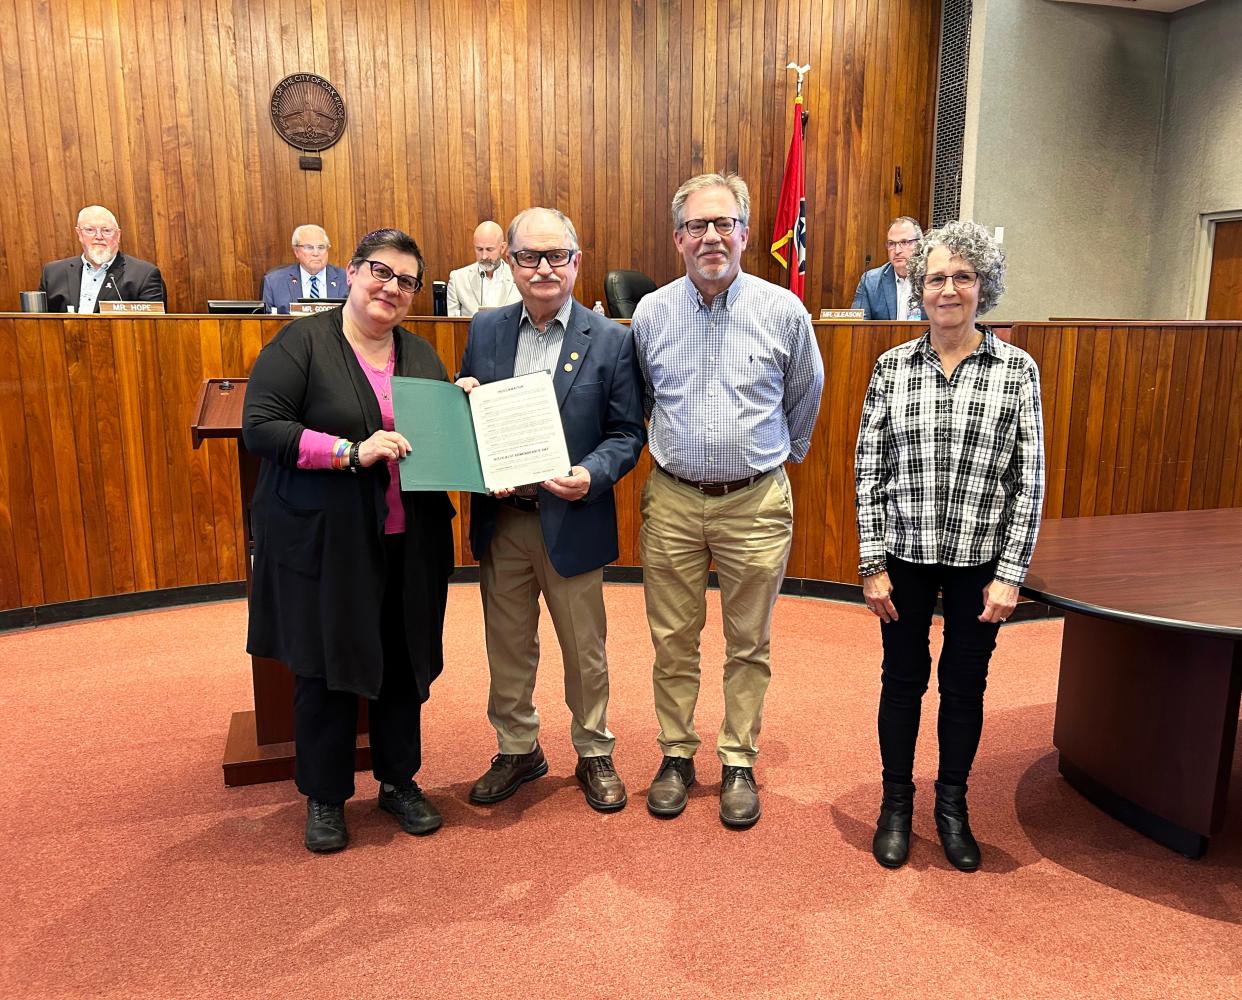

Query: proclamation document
[469,372,571,491]
[391,372,570,494]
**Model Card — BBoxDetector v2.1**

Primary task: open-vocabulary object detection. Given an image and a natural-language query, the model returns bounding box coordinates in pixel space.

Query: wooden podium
[191,378,371,786]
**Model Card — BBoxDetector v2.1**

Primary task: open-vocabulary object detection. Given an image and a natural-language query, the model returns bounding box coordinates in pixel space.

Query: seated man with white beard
[446,220,522,316]
[38,205,166,313]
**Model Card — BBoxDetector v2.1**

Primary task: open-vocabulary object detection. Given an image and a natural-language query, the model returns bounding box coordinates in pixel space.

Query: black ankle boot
[934,781,981,871]
[872,780,915,868]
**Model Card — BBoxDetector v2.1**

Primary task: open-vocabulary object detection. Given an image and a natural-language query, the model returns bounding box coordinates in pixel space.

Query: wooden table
[1022,509,1242,857]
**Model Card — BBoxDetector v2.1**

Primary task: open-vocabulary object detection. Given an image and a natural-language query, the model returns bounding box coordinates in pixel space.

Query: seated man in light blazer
[455,207,645,814]
[39,205,166,313]
[851,216,925,321]
[259,225,348,313]
[446,220,522,316]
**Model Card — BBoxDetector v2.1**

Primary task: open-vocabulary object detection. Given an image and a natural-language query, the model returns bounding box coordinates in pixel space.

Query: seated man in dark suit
[851,216,925,321]
[259,225,349,313]
[455,207,645,815]
[39,205,166,313]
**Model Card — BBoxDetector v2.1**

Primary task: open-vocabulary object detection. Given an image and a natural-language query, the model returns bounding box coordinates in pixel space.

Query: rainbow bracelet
[331,438,353,470]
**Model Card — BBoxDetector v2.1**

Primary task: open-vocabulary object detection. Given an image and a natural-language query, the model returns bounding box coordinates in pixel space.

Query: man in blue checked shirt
[631,173,824,829]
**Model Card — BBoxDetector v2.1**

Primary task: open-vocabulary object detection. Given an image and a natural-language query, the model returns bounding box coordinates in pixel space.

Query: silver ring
[999,617,1007,622]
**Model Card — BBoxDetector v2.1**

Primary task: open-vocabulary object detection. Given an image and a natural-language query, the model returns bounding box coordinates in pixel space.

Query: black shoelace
[584,756,616,776]
[310,800,345,825]
[491,752,534,768]
[388,782,424,804]
[657,757,690,779]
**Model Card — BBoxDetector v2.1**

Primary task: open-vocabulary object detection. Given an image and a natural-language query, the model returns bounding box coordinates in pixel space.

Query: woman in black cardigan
[244,229,456,853]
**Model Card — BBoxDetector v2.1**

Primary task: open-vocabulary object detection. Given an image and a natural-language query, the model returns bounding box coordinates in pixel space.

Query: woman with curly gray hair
[854,220,1044,871]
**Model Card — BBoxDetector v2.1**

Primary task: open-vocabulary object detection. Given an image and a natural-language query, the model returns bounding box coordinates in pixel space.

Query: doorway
[1205,218,1242,320]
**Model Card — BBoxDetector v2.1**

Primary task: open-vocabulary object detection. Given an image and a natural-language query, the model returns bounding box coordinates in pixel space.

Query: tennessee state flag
[770,93,807,299]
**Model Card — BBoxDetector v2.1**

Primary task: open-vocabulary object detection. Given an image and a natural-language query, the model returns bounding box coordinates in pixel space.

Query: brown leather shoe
[575,755,628,812]
[469,745,549,804]
[646,756,696,817]
[719,764,760,828]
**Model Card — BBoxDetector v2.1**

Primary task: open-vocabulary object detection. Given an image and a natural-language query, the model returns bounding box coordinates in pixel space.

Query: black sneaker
[379,781,443,836]
[304,798,348,853]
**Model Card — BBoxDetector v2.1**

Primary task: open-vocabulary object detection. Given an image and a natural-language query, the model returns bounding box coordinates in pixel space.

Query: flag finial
[785,62,811,95]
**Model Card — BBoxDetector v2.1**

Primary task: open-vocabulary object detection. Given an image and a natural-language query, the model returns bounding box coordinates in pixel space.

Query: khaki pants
[479,506,614,757]
[640,467,793,767]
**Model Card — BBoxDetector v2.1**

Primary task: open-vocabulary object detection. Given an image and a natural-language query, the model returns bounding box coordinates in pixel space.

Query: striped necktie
[309,274,320,298]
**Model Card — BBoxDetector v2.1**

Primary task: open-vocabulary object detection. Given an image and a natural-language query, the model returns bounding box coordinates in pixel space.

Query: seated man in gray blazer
[851,216,925,321]
[259,225,348,313]
[446,220,522,316]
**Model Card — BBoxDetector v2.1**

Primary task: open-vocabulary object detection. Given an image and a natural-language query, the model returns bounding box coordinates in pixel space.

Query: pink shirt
[297,345,406,534]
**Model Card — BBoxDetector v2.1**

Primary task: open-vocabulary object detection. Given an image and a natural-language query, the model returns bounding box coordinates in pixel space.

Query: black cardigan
[242,307,456,700]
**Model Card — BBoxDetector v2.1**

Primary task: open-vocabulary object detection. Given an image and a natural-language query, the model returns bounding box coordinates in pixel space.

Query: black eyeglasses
[679,217,741,238]
[362,259,422,293]
[511,248,577,269]
[924,272,979,291]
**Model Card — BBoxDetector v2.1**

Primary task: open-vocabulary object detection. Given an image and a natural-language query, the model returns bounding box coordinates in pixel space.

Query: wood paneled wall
[0,0,938,317]
[1015,323,1242,520]
[3,315,1241,614]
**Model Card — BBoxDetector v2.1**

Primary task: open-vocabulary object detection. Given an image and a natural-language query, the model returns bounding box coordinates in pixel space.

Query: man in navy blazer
[259,224,348,313]
[851,216,926,321]
[456,207,645,814]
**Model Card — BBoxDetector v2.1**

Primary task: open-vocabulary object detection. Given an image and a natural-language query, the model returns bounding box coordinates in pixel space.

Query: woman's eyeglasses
[924,272,979,291]
[362,259,422,293]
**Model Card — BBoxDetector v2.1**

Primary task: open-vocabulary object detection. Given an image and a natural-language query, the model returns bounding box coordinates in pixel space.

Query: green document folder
[391,377,486,493]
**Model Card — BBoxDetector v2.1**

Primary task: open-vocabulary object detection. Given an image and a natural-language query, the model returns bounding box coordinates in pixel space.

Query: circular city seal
[270,73,347,151]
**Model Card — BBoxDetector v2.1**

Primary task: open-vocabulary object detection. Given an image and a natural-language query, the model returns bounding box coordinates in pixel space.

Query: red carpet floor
[1,585,1239,999]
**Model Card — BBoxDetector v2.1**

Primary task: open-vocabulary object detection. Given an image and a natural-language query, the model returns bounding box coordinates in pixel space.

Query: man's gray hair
[507,208,580,250]
[888,216,923,240]
[671,173,751,229]
[906,220,1007,316]
[76,205,118,228]
[292,224,329,247]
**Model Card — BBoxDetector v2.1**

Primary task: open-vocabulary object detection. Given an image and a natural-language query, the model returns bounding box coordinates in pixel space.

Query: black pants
[877,555,1001,787]
[293,534,423,803]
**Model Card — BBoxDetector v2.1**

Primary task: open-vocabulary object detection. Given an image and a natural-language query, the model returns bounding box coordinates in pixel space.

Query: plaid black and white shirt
[854,327,1045,585]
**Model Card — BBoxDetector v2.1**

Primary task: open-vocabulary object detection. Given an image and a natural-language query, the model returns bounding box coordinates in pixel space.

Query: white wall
[1147,0,1242,317]
[961,0,1168,321]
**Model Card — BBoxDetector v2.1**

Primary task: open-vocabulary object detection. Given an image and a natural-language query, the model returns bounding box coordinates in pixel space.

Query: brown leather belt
[500,494,540,512]
[659,465,765,497]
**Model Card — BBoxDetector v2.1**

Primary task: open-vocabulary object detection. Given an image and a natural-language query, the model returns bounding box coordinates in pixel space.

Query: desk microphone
[106,274,123,302]
[864,254,871,271]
